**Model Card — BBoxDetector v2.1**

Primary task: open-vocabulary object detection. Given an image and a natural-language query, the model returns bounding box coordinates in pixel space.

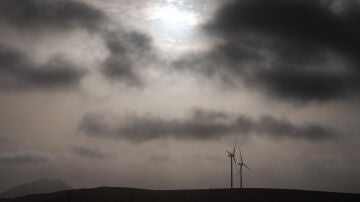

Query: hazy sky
[1,0,360,193]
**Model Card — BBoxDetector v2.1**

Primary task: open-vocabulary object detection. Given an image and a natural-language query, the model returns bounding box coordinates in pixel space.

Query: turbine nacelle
[226,151,234,157]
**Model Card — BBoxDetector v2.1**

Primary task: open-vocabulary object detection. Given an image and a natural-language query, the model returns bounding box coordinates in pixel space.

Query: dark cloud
[0,45,85,90]
[101,31,154,87]
[0,152,49,164]
[102,32,148,86]
[177,0,360,102]
[73,146,113,159]
[255,67,359,102]
[0,0,156,89]
[0,0,105,31]
[80,109,334,143]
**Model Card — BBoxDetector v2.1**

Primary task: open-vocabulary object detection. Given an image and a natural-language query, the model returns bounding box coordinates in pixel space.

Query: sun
[151,5,198,26]
[149,2,199,32]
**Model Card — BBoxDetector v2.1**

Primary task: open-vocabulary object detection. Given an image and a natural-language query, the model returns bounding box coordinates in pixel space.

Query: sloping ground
[0,179,71,199]
[1,187,359,202]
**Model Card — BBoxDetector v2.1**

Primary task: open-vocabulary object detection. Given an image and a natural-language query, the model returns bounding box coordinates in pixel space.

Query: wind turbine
[237,145,250,188]
[226,145,237,189]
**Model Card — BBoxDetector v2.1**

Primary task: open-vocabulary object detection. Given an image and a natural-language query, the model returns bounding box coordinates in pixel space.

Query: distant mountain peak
[0,179,71,198]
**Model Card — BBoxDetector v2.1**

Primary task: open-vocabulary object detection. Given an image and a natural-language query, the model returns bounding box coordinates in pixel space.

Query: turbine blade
[232,156,240,173]
[237,145,243,163]
[233,145,236,155]
[244,164,251,171]
[235,162,240,175]
[226,151,232,155]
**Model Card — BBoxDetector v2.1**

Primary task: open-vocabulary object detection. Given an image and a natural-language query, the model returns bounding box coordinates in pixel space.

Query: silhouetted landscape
[2,0,360,199]
[1,187,360,202]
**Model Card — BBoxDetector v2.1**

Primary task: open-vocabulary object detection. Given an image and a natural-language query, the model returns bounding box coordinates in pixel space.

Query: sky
[0,0,360,193]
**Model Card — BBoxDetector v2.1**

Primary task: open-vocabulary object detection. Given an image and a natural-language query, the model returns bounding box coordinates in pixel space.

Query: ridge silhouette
[1,187,360,202]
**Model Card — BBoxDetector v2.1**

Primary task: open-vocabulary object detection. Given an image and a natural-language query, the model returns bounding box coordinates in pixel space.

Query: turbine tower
[226,145,236,189]
[237,145,250,188]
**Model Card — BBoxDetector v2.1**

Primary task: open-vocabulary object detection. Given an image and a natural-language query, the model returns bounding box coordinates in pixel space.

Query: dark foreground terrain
[1,187,359,202]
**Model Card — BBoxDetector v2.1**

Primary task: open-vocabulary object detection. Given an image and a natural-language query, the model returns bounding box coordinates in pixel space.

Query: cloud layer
[73,146,113,159]
[0,0,157,91]
[176,0,360,102]
[0,152,49,164]
[0,45,85,90]
[80,109,334,142]
[0,0,104,31]
[101,30,155,87]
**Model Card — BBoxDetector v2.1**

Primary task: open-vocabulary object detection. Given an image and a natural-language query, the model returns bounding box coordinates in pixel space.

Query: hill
[0,179,71,198]
[0,187,360,202]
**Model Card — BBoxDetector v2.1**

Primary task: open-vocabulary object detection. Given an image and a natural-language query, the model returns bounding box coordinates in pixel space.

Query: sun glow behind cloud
[146,0,204,54]
[150,4,198,27]
[150,1,198,28]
